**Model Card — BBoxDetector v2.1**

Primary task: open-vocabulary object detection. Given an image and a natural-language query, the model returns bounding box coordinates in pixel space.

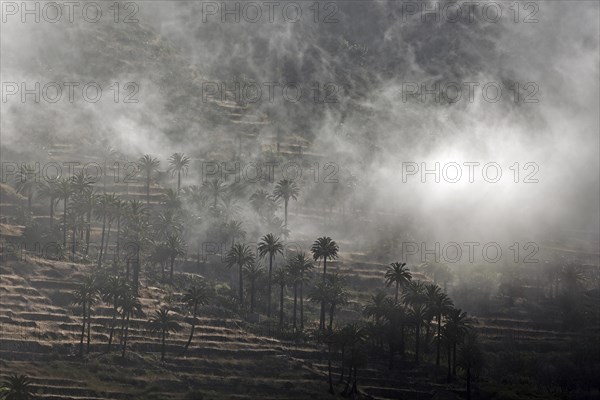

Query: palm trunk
[238,264,244,307]
[85,206,92,255]
[293,282,298,329]
[339,346,346,383]
[161,330,166,361]
[267,254,273,318]
[98,215,106,267]
[300,279,304,329]
[146,173,150,205]
[121,312,130,358]
[170,255,175,283]
[49,196,55,226]
[250,280,255,313]
[395,282,399,302]
[320,258,327,330]
[284,199,289,228]
[452,343,457,376]
[107,304,118,353]
[447,344,452,382]
[329,303,335,331]
[279,284,284,327]
[184,303,198,351]
[86,302,92,353]
[466,367,471,400]
[79,300,86,356]
[115,217,121,264]
[71,223,77,261]
[103,220,112,263]
[436,315,441,366]
[177,171,181,193]
[415,323,420,363]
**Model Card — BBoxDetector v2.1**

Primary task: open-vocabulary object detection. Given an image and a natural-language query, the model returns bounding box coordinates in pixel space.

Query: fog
[2,0,599,257]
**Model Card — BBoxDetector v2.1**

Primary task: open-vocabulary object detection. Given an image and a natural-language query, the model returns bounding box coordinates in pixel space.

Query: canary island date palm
[258,233,284,318]
[165,234,186,283]
[72,275,99,356]
[225,243,256,308]
[385,262,412,302]
[148,307,181,362]
[137,154,160,205]
[0,374,35,400]
[120,289,143,358]
[244,262,264,314]
[272,179,299,230]
[182,279,211,352]
[325,272,349,331]
[202,178,227,208]
[55,178,73,248]
[445,307,474,377]
[426,284,454,366]
[273,267,288,327]
[458,331,484,400]
[311,237,339,330]
[168,152,190,193]
[101,276,129,353]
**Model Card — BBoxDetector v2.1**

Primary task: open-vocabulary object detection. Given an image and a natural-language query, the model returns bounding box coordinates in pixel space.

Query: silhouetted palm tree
[458,331,484,400]
[202,178,227,208]
[225,243,256,308]
[137,155,160,205]
[165,234,186,283]
[311,237,339,330]
[325,272,349,331]
[182,280,211,352]
[55,178,73,248]
[273,267,287,327]
[272,179,299,230]
[445,308,474,376]
[120,289,143,358]
[244,263,264,313]
[408,302,428,364]
[148,307,181,362]
[168,152,190,193]
[426,284,454,366]
[72,275,98,356]
[258,233,284,318]
[385,262,412,302]
[0,374,35,400]
[101,276,128,353]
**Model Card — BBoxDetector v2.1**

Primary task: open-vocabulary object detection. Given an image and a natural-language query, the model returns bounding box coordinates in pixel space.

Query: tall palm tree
[445,308,474,377]
[0,374,35,400]
[55,178,73,248]
[311,237,339,330]
[325,272,349,331]
[385,262,412,302]
[168,152,190,193]
[426,284,454,366]
[122,200,150,290]
[165,234,186,283]
[225,243,256,308]
[408,302,428,364]
[224,220,246,247]
[137,155,160,205]
[72,275,98,356]
[244,263,264,314]
[154,208,184,241]
[182,280,211,352]
[101,276,128,353]
[273,267,287,328]
[148,307,181,362]
[258,233,284,318]
[272,179,299,230]
[14,164,38,214]
[120,289,143,358]
[37,180,59,226]
[96,194,115,267]
[293,253,314,329]
[250,189,277,219]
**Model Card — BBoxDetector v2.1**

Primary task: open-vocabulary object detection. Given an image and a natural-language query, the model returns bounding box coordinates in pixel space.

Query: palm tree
[137,154,160,205]
[148,307,181,362]
[37,180,59,226]
[101,276,128,353]
[55,178,73,248]
[258,233,284,318]
[96,194,115,267]
[407,302,428,364]
[120,289,143,358]
[426,284,454,366]
[445,308,474,376]
[224,220,246,247]
[202,178,227,208]
[182,280,211,352]
[0,374,35,400]
[325,272,349,331]
[244,263,264,314]
[385,262,412,302]
[14,164,38,214]
[250,189,277,219]
[225,243,256,308]
[72,276,98,356]
[458,331,484,400]
[273,267,287,327]
[168,152,190,193]
[311,237,339,330]
[154,208,184,241]
[293,253,314,329]
[122,200,150,290]
[165,234,186,283]
[272,179,299,230]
